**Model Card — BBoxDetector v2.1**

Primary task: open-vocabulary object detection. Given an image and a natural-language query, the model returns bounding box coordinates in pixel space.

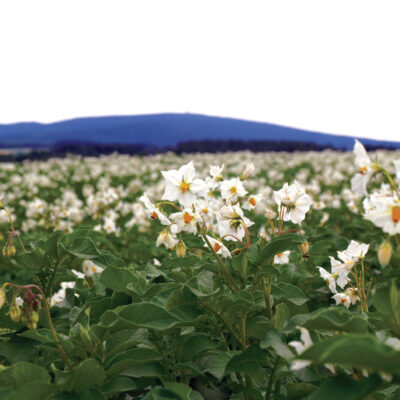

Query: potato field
[1,142,400,399]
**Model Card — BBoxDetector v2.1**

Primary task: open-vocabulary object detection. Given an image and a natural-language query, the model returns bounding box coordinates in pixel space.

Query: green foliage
[1,152,400,399]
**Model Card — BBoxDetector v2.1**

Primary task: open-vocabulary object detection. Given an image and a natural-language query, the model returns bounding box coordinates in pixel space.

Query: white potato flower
[82,260,104,277]
[350,139,376,196]
[274,250,291,264]
[288,327,313,371]
[241,163,256,179]
[317,267,338,293]
[220,178,247,202]
[202,235,231,258]
[363,192,400,235]
[216,203,254,242]
[139,193,171,225]
[161,161,207,207]
[242,194,263,211]
[273,180,312,224]
[170,209,202,234]
[156,227,179,250]
[332,288,359,308]
[337,240,369,268]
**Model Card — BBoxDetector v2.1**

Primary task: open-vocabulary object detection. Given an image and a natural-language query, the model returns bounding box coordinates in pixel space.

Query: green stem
[241,311,248,348]
[4,207,26,253]
[201,231,239,292]
[379,166,400,199]
[155,201,182,212]
[202,302,244,350]
[274,378,282,398]
[265,356,280,400]
[241,221,251,247]
[45,255,69,298]
[262,276,273,319]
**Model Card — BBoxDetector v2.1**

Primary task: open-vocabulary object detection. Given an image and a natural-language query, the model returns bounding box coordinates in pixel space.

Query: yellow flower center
[214,242,222,252]
[392,206,400,223]
[230,186,237,194]
[180,181,190,192]
[249,197,256,206]
[183,213,193,224]
[151,211,158,220]
[359,166,368,175]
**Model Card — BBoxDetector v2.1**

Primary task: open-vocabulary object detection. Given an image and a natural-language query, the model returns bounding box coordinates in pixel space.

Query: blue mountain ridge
[0,113,398,150]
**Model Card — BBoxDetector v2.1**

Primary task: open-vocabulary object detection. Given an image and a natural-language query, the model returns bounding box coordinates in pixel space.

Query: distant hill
[0,113,399,150]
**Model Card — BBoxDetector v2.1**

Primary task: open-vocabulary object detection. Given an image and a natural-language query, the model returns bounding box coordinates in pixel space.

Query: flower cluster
[317,240,369,308]
[139,160,313,262]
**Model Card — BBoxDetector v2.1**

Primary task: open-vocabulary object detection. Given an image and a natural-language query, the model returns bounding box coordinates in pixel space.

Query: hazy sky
[1,0,399,141]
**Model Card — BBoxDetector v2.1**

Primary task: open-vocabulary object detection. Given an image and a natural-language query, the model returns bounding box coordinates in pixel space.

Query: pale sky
[0,0,399,141]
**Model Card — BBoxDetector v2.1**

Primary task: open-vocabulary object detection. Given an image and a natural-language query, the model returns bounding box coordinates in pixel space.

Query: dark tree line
[0,139,397,162]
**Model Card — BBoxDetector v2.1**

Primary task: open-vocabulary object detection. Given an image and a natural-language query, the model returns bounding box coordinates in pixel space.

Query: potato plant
[0,143,400,399]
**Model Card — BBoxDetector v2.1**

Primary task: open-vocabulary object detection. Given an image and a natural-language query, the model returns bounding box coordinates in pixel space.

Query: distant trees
[0,139,396,162]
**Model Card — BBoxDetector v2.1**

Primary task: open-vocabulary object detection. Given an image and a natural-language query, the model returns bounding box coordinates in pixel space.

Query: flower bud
[176,239,187,258]
[378,241,392,268]
[2,243,16,257]
[299,241,309,258]
[10,304,21,323]
[0,287,6,309]
[26,321,37,330]
[241,163,256,180]
[30,311,39,323]
[9,245,16,256]
[20,311,28,324]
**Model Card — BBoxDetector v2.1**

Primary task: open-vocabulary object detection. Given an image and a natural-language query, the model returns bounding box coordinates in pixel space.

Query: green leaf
[165,286,201,322]
[245,315,270,340]
[260,233,305,264]
[0,362,50,390]
[7,382,56,400]
[61,235,124,267]
[164,382,194,400]
[286,307,369,333]
[70,359,106,391]
[272,282,309,305]
[286,382,317,400]
[0,337,37,364]
[30,230,63,259]
[181,335,218,361]
[19,329,55,343]
[308,375,379,400]
[272,303,291,330]
[142,387,181,400]
[300,334,400,373]
[260,329,293,360]
[100,267,136,294]
[117,303,183,329]
[246,243,260,264]
[108,360,166,378]
[373,280,400,335]
[102,376,137,395]
[208,351,240,381]
[162,255,201,269]
[185,270,220,297]
[225,344,268,378]
[106,347,163,367]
